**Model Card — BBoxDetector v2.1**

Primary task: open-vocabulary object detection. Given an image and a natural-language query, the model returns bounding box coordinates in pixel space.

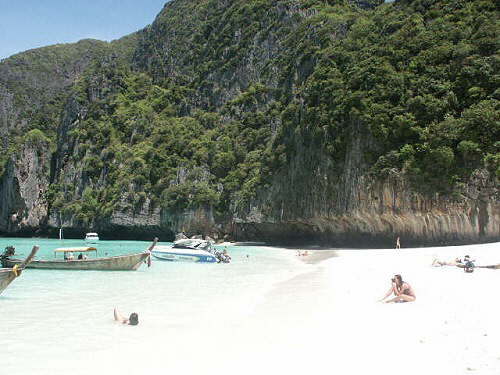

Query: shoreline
[3,231,499,249]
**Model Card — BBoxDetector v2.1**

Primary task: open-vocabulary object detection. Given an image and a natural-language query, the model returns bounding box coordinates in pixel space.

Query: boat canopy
[54,247,97,253]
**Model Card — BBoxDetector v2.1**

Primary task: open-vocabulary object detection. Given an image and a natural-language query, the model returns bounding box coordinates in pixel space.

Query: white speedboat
[84,232,99,243]
[151,239,218,263]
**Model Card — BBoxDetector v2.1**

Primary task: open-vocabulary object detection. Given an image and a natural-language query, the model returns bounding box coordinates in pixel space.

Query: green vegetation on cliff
[0,37,140,183]
[295,0,499,193]
[1,0,498,232]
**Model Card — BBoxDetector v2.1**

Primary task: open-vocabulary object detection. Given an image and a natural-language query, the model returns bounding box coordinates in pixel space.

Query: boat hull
[152,251,217,263]
[3,252,149,271]
[0,268,21,295]
[0,245,38,295]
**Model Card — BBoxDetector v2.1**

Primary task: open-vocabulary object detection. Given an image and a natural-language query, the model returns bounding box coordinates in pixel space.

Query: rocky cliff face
[132,0,311,109]
[235,168,499,246]
[234,117,499,246]
[0,40,113,235]
[0,142,50,235]
[0,0,498,245]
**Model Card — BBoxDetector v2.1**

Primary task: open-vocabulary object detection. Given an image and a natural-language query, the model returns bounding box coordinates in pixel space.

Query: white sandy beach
[240,242,500,375]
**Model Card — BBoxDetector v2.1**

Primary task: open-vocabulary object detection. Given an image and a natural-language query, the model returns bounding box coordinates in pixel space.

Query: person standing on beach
[379,274,416,303]
[396,237,401,249]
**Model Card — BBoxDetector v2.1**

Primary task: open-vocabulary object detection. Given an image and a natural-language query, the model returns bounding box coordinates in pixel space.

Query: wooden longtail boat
[2,239,157,271]
[0,246,39,295]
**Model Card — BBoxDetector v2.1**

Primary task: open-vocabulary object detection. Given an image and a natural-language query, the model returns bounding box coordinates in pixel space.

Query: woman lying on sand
[379,274,416,303]
[114,308,139,326]
[432,257,462,267]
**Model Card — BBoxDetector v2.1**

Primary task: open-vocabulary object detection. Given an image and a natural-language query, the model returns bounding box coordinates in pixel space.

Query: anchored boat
[0,245,39,295]
[84,232,99,243]
[152,238,220,263]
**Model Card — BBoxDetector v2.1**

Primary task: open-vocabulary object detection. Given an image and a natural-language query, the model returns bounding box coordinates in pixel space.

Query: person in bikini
[379,274,416,303]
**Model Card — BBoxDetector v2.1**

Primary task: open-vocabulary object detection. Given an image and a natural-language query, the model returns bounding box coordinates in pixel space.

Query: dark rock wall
[233,117,499,246]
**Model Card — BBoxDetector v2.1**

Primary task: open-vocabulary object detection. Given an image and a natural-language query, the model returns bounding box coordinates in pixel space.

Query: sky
[0,0,169,60]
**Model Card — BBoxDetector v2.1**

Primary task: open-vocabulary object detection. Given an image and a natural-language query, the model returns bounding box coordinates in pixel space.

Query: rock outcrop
[0,143,50,235]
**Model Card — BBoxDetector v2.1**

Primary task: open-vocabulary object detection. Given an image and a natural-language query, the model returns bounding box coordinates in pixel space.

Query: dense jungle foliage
[1,0,498,226]
[0,36,138,176]
[296,0,499,194]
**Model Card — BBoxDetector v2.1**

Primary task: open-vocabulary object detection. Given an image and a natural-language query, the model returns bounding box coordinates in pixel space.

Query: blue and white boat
[151,239,218,263]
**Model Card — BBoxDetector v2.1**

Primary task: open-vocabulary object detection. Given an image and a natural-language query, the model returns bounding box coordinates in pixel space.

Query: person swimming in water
[379,274,416,303]
[114,308,139,326]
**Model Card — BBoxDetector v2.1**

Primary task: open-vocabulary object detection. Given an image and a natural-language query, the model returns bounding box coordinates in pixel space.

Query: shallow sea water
[0,237,311,374]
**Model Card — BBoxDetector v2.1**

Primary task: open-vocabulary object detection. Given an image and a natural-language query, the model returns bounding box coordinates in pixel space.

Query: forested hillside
[0,0,498,245]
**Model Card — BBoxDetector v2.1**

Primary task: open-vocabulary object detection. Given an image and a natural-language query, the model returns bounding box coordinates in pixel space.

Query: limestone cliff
[0,0,498,245]
[0,39,112,235]
[234,116,499,246]
[0,140,51,235]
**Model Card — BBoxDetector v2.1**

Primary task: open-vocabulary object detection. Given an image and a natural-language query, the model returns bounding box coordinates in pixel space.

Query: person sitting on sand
[379,274,416,303]
[78,253,83,260]
[114,308,139,326]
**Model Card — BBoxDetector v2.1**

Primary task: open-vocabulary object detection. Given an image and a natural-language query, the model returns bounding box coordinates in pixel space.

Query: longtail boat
[0,246,39,295]
[2,239,157,271]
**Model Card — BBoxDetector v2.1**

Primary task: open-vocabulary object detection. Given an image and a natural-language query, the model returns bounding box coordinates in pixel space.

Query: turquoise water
[0,237,309,374]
